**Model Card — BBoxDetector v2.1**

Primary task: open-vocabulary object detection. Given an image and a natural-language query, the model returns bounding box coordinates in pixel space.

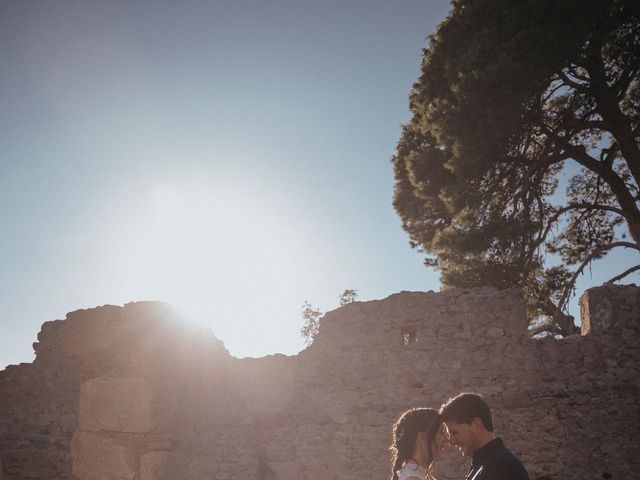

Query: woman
[389,408,449,480]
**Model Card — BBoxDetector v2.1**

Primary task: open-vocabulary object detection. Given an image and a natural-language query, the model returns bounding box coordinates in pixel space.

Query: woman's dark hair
[439,392,494,431]
[389,408,441,480]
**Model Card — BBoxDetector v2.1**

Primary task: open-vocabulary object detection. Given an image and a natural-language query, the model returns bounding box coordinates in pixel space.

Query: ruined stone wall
[280,285,637,480]
[1,284,638,480]
[0,320,79,479]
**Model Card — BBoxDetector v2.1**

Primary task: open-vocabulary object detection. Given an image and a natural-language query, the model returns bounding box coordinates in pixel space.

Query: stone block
[269,461,300,480]
[140,451,172,480]
[71,431,137,480]
[580,284,640,335]
[301,463,333,480]
[486,326,505,337]
[502,391,531,408]
[145,437,175,451]
[140,450,217,480]
[79,376,174,433]
[61,306,124,362]
[59,412,78,432]
[359,410,388,426]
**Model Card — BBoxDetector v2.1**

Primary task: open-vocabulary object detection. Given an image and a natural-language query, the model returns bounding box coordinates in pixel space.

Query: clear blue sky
[1,1,637,370]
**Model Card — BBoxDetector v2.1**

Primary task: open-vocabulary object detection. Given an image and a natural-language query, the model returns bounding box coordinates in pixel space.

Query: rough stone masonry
[0,284,639,480]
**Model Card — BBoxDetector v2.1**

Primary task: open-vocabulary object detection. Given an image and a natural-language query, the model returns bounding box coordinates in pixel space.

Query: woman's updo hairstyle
[389,408,441,480]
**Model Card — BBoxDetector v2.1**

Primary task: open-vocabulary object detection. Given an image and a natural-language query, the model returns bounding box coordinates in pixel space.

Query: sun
[78,168,344,357]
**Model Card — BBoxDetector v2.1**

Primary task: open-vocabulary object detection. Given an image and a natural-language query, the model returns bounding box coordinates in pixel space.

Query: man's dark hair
[439,392,494,432]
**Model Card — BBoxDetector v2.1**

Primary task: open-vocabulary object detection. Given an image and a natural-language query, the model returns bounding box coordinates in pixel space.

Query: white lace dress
[397,461,427,480]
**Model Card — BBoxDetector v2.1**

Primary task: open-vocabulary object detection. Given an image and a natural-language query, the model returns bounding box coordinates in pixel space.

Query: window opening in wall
[401,327,417,346]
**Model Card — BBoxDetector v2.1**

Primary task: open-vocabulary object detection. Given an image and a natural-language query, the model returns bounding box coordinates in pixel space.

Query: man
[440,393,529,480]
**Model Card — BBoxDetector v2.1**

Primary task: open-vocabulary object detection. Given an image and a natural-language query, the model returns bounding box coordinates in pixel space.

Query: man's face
[444,420,478,457]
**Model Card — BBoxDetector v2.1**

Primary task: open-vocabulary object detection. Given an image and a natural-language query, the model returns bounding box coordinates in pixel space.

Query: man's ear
[470,417,484,433]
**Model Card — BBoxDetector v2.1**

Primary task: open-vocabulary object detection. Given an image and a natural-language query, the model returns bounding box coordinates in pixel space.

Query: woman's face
[431,423,450,459]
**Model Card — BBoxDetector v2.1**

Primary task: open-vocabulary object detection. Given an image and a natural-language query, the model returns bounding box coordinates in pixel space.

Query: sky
[1,1,638,370]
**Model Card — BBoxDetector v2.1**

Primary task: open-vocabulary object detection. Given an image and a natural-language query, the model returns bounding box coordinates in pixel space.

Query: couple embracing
[390,393,529,480]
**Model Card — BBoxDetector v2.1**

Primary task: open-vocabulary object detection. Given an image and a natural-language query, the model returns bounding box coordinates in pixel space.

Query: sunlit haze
[1,1,637,369]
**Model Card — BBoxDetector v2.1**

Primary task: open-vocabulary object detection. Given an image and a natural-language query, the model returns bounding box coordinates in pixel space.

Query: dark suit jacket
[466,438,529,480]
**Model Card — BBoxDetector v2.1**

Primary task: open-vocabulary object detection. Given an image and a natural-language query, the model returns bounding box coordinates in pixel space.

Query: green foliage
[338,289,359,306]
[300,289,359,345]
[300,301,322,346]
[393,0,640,334]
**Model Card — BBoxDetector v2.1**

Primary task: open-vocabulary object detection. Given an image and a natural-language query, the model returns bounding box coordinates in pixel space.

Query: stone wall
[1,284,638,480]
[0,320,79,479]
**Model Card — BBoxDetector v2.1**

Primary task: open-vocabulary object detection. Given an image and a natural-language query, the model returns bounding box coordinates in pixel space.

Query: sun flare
[77,170,344,357]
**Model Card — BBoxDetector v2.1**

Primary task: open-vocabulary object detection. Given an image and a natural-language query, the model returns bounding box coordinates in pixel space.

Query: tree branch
[534,202,631,250]
[601,143,619,167]
[612,65,640,101]
[585,52,640,187]
[556,241,640,317]
[565,144,640,244]
[542,78,566,104]
[606,264,640,284]
[559,69,589,94]
[523,151,570,182]
[563,111,607,134]
[566,63,590,83]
